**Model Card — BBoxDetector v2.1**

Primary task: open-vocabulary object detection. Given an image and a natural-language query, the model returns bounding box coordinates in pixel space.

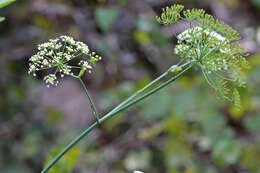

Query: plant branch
[41,60,196,173]
[108,60,192,115]
[78,77,100,124]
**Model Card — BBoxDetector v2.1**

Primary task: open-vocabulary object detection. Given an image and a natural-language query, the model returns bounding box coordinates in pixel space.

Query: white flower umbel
[174,26,232,74]
[177,26,227,43]
[28,36,101,87]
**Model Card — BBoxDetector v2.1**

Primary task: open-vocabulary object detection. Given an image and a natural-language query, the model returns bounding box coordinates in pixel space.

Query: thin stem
[201,67,216,89]
[100,61,195,123]
[63,52,83,64]
[213,71,235,82]
[41,61,195,173]
[78,77,100,124]
[41,122,98,173]
[109,61,192,115]
[70,66,82,69]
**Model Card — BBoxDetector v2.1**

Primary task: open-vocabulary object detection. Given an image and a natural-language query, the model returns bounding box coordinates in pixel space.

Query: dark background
[0,0,260,172]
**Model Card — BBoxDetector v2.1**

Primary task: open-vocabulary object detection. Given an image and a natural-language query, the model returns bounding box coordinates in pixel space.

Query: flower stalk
[41,60,195,173]
[78,77,100,124]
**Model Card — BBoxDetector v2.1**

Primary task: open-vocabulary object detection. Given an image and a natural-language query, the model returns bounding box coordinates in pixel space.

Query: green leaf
[95,7,118,32]
[0,0,15,8]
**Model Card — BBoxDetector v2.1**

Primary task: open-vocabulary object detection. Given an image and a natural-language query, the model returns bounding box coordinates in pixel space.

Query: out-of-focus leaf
[139,90,171,120]
[0,0,15,8]
[212,139,241,167]
[198,112,237,147]
[103,113,125,132]
[44,146,80,173]
[165,138,192,170]
[124,149,151,171]
[150,28,169,45]
[165,115,187,137]
[23,132,43,157]
[134,77,153,91]
[134,30,151,44]
[251,0,260,8]
[95,7,118,32]
[241,145,260,172]
[118,0,129,5]
[200,112,226,134]
[243,114,260,133]
[138,122,165,140]
[0,17,5,22]
[136,17,168,45]
[45,108,64,124]
[33,15,56,33]
[97,0,106,3]
[136,17,156,32]
[170,89,197,114]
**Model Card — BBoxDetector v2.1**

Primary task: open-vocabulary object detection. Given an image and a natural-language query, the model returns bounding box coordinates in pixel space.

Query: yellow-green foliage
[232,88,241,109]
[156,4,184,25]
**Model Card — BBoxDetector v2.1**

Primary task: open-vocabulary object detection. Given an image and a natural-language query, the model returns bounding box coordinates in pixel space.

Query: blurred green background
[0,0,260,172]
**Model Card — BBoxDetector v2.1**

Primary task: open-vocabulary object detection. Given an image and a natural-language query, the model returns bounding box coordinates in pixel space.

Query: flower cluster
[157,5,249,105]
[28,36,101,87]
[174,26,231,73]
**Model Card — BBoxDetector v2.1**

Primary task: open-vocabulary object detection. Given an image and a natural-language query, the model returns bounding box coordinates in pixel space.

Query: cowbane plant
[157,5,249,105]
[28,5,249,173]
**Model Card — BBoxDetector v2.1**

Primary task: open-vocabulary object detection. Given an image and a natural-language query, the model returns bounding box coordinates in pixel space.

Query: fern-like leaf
[232,88,241,109]
[156,4,184,25]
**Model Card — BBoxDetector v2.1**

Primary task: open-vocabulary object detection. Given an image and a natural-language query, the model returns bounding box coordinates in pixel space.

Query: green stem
[41,61,195,173]
[100,61,195,123]
[108,61,192,115]
[78,77,100,124]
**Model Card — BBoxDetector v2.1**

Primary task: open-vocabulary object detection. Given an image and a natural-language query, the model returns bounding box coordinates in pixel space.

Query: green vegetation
[1,1,259,173]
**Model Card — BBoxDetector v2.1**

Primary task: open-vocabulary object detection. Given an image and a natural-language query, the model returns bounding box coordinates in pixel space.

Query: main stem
[41,61,195,173]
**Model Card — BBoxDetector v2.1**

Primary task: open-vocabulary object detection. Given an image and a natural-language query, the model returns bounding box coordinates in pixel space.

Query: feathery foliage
[156,4,184,25]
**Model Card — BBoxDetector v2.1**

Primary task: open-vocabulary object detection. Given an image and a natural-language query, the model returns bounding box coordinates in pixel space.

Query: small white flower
[43,74,58,87]
[79,60,92,71]
[77,41,89,54]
